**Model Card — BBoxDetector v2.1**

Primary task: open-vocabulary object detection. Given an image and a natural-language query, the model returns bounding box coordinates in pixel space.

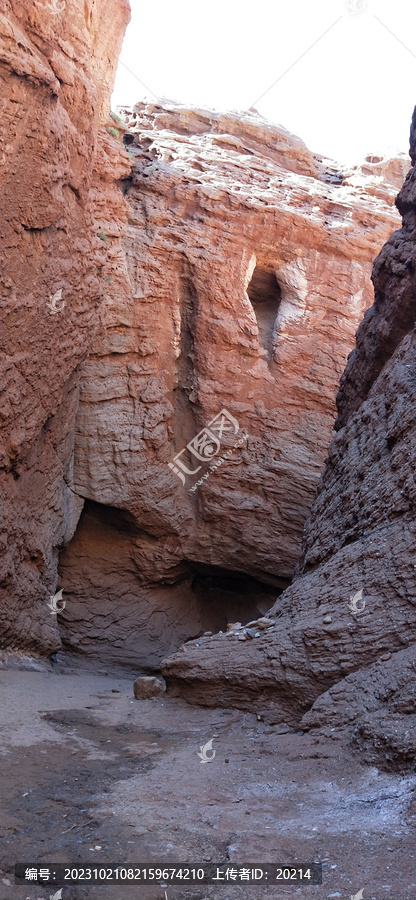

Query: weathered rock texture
[162,109,416,750]
[300,645,416,774]
[57,101,407,668]
[133,674,166,699]
[0,0,130,654]
[0,11,410,673]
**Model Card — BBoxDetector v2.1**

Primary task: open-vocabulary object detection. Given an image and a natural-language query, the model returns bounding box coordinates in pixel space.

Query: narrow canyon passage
[0,3,415,900]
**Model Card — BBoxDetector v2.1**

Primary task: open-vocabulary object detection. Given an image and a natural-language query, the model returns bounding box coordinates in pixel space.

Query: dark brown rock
[300,645,416,774]
[133,675,166,699]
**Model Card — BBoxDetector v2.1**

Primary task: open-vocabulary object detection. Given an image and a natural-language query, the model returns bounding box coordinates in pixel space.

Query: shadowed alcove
[247,265,282,359]
[57,501,288,671]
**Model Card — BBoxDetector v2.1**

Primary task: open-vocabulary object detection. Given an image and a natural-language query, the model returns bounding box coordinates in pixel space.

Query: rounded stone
[133,675,166,699]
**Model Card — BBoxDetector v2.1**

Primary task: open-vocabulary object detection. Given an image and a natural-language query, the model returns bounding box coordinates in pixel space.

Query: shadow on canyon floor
[0,660,414,900]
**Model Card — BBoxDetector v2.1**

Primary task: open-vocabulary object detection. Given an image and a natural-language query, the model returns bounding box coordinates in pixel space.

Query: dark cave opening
[56,501,288,671]
[185,561,286,634]
[246,265,282,359]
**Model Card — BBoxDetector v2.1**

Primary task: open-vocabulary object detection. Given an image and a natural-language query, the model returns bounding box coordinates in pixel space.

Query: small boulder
[133,675,166,700]
[256,617,275,629]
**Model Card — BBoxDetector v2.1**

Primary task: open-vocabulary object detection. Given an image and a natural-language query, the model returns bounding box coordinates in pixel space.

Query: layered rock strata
[300,644,416,774]
[0,0,130,655]
[57,101,407,667]
[0,7,410,670]
[162,109,416,757]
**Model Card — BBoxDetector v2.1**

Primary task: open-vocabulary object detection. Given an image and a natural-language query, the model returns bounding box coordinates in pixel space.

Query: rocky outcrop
[0,5,411,675]
[0,0,130,655]
[57,101,406,668]
[162,109,416,741]
[300,645,416,774]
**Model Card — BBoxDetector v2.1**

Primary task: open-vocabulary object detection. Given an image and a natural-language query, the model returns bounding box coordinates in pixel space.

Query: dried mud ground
[0,656,414,900]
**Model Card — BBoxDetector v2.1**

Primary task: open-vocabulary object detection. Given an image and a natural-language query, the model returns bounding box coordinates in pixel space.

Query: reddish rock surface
[0,0,130,655]
[162,110,416,757]
[1,6,414,897]
[57,101,405,668]
[0,0,412,693]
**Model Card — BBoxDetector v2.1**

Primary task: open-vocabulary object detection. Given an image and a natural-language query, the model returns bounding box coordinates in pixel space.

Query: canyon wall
[162,110,416,770]
[0,0,130,657]
[0,0,411,678]
[57,101,406,668]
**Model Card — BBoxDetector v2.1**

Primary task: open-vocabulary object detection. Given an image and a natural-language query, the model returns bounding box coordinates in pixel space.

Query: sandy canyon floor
[0,658,414,900]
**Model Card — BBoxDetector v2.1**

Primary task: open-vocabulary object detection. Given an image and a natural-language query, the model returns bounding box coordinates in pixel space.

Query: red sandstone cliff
[0,0,130,657]
[162,111,416,770]
[0,0,412,709]
[55,101,406,668]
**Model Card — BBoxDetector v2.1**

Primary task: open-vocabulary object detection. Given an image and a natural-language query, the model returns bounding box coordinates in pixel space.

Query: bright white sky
[111,0,416,165]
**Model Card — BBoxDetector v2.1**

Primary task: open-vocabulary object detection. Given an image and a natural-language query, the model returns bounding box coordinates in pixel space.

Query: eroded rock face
[161,109,416,735]
[0,0,130,655]
[56,101,406,667]
[300,645,416,774]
